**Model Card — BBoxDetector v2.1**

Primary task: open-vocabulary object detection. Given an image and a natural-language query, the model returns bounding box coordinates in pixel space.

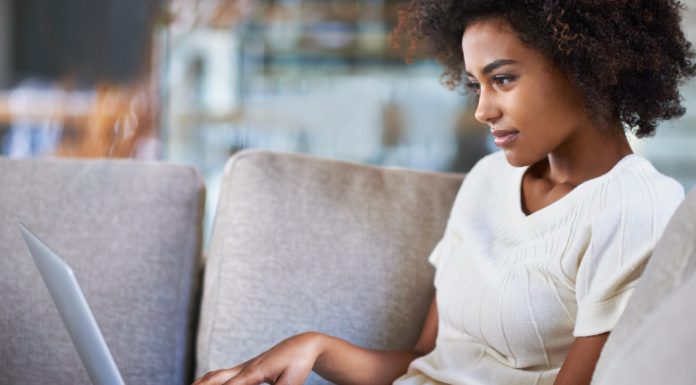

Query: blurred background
[2,0,695,241]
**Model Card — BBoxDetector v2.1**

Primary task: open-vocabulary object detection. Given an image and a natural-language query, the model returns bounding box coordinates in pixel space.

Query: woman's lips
[491,129,520,147]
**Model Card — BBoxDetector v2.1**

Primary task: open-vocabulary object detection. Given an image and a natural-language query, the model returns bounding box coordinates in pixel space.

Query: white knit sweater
[394,151,684,385]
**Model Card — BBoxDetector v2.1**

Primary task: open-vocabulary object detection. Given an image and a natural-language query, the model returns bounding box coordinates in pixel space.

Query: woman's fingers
[194,360,277,385]
[192,355,260,385]
[192,333,321,385]
[192,366,244,385]
[222,367,307,385]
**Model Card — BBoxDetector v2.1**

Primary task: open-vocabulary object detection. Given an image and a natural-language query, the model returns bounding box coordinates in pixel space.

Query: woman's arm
[553,332,609,385]
[314,294,439,385]
[192,294,439,385]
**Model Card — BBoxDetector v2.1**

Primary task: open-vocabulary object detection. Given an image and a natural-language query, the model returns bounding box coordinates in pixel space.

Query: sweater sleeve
[573,182,684,337]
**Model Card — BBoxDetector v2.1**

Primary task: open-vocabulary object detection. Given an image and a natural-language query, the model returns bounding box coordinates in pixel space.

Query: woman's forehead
[462,19,539,73]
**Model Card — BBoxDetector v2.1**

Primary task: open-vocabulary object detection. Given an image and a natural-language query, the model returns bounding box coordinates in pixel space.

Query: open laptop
[18,223,126,385]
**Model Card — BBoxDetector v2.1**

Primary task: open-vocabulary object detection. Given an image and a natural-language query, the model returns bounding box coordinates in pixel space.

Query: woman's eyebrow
[465,59,520,77]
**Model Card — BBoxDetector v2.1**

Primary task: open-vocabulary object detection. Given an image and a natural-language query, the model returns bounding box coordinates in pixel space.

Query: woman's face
[462,18,593,167]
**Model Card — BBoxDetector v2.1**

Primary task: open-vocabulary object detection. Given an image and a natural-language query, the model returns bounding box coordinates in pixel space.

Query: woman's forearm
[313,333,424,385]
[553,333,609,385]
[192,331,425,385]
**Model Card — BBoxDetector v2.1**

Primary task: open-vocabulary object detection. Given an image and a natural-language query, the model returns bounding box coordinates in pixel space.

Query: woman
[194,1,695,384]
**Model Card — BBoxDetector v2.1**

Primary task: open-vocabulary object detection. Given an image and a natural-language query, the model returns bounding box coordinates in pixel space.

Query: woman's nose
[474,90,502,124]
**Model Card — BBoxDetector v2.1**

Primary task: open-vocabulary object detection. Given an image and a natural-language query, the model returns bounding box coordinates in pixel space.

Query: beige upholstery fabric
[195,150,464,384]
[0,157,205,385]
[592,188,696,385]
[593,270,696,384]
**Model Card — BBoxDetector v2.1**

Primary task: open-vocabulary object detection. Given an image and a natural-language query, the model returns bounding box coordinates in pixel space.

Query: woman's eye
[465,82,481,94]
[493,75,517,87]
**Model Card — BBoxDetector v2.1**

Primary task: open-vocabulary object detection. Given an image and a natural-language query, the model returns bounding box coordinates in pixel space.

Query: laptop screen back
[19,223,125,385]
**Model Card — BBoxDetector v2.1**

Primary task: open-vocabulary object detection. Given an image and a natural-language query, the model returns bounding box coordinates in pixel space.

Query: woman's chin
[501,150,543,168]
[501,151,527,168]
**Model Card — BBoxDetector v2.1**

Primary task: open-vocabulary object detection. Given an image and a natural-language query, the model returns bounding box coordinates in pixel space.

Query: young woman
[194,1,695,384]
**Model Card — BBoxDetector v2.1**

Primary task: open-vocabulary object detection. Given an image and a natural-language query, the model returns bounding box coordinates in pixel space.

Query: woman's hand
[193,294,438,385]
[192,332,324,385]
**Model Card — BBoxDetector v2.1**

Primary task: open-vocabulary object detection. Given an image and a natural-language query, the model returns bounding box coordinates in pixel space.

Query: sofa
[0,149,694,385]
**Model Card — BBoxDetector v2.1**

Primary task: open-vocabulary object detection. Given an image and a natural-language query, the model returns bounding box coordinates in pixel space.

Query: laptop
[18,223,126,385]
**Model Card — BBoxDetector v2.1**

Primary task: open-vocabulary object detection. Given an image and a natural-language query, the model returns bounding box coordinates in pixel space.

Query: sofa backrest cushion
[0,158,205,385]
[195,150,464,384]
[592,187,696,385]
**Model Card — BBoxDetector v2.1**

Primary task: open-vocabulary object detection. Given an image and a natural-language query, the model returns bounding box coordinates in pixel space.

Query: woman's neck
[538,127,633,188]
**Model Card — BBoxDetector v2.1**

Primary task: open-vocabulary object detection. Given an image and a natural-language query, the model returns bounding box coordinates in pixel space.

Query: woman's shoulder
[607,155,684,205]
[455,151,515,198]
[587,155,685,228]
[449,151,517,213]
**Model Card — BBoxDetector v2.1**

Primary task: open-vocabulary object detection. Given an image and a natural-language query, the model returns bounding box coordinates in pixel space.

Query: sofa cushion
[593,268,696,384]
[195,150,464,384]
[0,157,205,385]
[592,187,696,384]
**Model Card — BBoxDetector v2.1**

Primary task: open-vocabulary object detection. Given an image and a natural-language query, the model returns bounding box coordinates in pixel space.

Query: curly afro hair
[391,0,696,137]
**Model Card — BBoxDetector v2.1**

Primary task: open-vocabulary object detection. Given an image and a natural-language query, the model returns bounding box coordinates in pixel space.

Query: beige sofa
[0,150,694,385]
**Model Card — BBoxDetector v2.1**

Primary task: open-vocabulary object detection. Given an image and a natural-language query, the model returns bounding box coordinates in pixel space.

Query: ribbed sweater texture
[394,151,684,385]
